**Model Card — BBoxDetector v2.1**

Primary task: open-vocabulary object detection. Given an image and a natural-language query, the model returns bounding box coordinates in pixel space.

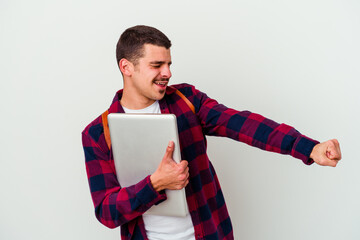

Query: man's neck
[120,88,156,110]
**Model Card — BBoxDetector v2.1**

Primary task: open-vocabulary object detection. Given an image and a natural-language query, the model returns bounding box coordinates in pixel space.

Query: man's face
[129,44,172,104]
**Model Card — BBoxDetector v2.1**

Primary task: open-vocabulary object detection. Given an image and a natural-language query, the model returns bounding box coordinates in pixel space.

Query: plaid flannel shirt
[82,83,319,240]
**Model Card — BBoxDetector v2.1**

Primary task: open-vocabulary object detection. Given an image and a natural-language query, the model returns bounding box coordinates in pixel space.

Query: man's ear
[119,58,133,76]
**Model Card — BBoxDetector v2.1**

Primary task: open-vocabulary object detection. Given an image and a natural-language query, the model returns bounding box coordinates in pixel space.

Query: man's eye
[152,65,161,68]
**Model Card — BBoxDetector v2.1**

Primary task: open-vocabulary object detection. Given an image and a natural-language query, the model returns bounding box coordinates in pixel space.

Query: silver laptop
[107,113,188,217]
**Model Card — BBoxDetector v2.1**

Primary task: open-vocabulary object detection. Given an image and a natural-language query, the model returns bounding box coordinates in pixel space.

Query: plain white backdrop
[1,0,359,239]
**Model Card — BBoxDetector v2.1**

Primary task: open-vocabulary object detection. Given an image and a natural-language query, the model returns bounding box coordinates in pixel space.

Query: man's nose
[161,66,172,79]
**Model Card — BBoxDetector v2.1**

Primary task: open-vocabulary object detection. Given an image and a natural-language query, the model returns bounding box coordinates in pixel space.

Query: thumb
[163,141,175,161]
[318,155,338,167]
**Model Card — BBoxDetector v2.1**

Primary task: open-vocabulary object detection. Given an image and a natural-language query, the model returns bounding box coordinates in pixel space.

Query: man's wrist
[150,174,163,192]
[309,143,319,160]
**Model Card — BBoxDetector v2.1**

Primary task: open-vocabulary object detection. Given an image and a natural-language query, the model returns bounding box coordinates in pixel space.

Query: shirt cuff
[135,175,167,207]
[292,135,320,165]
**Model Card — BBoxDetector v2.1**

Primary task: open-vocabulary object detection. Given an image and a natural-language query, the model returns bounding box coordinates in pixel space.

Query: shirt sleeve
[82,132,167,228]
[190,85,319,165]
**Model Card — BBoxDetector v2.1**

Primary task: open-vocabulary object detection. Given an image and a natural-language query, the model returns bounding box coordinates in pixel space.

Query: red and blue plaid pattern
[82,83,319,239]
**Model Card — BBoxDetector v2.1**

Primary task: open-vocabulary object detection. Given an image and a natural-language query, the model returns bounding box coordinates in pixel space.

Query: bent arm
[82,133,166,228]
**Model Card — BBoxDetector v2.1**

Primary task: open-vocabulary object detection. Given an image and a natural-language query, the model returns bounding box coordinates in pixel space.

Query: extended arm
[183,84,322,164]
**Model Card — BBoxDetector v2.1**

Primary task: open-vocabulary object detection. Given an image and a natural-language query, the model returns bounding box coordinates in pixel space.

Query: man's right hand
[150,141,189,192]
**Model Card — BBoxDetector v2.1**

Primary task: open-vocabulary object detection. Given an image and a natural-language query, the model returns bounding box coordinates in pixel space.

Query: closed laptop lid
[108,113,188,217]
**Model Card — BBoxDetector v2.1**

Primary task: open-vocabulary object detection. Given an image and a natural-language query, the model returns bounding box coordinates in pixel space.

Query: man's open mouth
[154,81,168,87]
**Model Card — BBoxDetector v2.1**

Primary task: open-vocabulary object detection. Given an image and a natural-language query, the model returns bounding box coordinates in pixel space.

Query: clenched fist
[310,139,342,167]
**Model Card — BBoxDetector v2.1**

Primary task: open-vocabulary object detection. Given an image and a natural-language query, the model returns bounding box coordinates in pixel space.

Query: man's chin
[153,90,166,101]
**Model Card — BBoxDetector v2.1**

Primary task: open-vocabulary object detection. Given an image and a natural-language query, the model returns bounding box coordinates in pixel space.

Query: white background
[1,0,359,239]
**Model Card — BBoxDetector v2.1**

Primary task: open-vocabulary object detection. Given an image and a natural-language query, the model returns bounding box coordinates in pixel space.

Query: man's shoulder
[168,83,197,98]
[82,90,121,141]
[81,113,104,142]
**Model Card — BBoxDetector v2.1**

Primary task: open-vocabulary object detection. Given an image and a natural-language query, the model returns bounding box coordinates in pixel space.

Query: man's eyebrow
[150,61,172,65]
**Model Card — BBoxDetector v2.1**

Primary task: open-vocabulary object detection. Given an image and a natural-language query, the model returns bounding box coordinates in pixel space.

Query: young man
[82,25,341,240]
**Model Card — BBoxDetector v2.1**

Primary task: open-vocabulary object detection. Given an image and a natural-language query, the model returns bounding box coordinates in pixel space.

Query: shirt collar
[108,86,176,114]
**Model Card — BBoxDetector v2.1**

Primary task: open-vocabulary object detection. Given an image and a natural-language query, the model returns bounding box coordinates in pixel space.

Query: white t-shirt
[122,101,195,240]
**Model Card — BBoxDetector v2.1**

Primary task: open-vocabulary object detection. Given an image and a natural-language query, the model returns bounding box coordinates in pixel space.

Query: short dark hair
[116,25,172,65]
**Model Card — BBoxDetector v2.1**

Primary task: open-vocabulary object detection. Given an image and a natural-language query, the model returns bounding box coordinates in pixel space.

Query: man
[82,25,341,240]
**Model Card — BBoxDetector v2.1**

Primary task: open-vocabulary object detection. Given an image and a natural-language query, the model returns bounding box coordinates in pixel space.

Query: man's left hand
[310,139,342,167]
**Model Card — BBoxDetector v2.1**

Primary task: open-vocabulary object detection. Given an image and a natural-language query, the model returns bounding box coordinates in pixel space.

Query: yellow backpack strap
[101,110,112,150]
[174,89,195,114]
